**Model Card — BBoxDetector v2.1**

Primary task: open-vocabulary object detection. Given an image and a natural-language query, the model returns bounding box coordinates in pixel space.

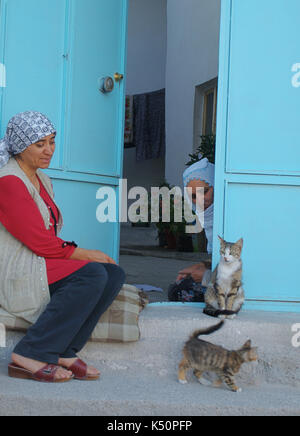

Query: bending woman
[176,158,215,282]
[0,111,126,383]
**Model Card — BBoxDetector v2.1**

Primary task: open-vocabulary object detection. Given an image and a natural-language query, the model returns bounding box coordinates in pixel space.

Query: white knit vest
[0,158,63,323]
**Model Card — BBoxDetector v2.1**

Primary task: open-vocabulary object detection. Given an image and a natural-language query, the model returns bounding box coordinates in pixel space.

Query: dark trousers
[13,262,126,364]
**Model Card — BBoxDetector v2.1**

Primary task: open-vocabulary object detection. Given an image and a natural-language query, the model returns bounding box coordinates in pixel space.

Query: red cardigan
[0,175,89,284]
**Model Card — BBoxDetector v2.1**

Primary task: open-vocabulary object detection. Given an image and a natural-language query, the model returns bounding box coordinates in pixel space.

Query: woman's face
[187,179,214,211]
[17,133,56,170]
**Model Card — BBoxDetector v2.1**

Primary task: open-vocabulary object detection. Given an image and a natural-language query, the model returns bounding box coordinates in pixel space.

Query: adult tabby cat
[178,321,258,392]
[203,237,244,319]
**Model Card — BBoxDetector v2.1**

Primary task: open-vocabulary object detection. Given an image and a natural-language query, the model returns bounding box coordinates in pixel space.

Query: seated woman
[0,111,126,383]
[176,158,215,284]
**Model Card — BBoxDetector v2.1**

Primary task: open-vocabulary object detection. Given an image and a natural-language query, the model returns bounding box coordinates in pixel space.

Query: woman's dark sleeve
[0,175,76,259]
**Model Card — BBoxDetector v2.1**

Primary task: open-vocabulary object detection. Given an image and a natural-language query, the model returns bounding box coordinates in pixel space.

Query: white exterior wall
[123,0,167,193]
[165,0,221,188]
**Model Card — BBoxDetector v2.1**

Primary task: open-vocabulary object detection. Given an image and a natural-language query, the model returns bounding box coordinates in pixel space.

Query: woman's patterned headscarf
[0,111,56,169]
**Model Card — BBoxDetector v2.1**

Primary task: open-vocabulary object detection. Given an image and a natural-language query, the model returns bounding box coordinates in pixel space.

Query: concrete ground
[119,223,210,302]
[119,254,193,302]
[1,307,300,416]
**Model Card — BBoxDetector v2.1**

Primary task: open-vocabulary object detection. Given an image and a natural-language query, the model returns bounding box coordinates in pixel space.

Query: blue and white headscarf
[0,111,56,169]
[183,158,215,254]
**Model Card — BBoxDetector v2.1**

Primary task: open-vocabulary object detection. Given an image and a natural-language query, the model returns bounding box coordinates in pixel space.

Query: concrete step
[120,246,211,262]
[0,305,300,416]
[0,364,300,416]
[78,306,300,387]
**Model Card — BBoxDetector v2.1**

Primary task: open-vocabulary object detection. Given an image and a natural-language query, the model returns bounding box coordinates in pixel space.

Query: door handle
[114,73,124,82]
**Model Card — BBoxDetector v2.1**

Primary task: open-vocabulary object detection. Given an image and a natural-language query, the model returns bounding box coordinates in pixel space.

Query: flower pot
[176,234,194,252]
[165,229,177,249]
[158,230,168,248]
[131,221,150,228]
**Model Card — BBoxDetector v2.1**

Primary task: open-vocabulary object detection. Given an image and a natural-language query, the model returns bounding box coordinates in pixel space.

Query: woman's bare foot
[58,357,100,377]
[11,353,73,381]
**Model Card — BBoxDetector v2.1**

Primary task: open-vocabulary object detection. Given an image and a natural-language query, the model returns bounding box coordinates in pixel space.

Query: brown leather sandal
[62,358,100,381]
[8,362,74,383]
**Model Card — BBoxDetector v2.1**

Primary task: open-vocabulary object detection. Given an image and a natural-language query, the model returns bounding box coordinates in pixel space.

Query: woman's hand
[176,262,207,283]
[70,247,117,264]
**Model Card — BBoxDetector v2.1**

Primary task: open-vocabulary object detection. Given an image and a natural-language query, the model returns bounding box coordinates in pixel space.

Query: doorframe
[212,0,231,268]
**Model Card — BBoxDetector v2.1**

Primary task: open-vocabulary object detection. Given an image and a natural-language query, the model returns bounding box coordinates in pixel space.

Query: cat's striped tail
[190,320,224,340]
[203,307,239,318]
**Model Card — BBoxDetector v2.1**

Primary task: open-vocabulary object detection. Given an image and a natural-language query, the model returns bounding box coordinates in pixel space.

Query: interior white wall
[126,0,167,95]
[165,0,221,188]
[123,0,167,197]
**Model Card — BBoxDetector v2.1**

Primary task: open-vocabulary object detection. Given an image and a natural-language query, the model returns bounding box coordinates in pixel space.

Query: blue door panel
[214,0,300,310]
[0,0,67,169]
[224,182,300,302]
[52,179,120,262]
[227,0,300,175]
[65,0,126,177]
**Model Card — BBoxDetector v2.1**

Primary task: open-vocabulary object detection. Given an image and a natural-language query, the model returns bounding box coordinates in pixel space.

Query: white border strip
[0,63,6,88]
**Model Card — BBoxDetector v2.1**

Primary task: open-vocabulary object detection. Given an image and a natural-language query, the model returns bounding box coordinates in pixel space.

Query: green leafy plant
[186,134,216,166]
[151,182,172,229]
[153,180,195,251]
[152,180,189,235]
[153,180,175,233]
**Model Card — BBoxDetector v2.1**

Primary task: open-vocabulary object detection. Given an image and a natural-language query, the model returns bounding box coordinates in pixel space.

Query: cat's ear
[242,340,251,349]
[218,235,225,244]
[235,238,244,249]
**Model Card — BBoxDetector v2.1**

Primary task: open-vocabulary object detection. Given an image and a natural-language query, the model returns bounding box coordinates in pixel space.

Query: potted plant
[153,181,194,251]
[172,201,194,252]
[153,180,176,249]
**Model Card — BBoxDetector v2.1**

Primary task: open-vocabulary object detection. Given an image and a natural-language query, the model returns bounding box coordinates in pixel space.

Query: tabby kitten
[178,321,258,392]
[203,236,245,319]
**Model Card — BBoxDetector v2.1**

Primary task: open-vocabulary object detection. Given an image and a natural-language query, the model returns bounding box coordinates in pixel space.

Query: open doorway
[120,0,221,303]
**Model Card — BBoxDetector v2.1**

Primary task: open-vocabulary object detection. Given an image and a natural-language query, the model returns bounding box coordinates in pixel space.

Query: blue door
[0,0,128,262]
[214,0,300,312]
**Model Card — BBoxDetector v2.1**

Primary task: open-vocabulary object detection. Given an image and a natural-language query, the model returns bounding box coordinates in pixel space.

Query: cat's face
[239,340,258,363]
[218,236,243,264]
